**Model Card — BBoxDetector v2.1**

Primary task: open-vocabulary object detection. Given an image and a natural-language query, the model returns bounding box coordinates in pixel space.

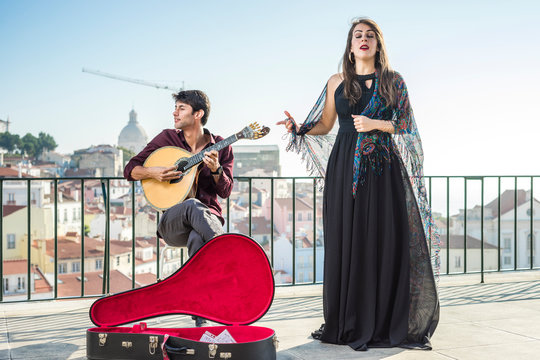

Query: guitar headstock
[237,122,270,140]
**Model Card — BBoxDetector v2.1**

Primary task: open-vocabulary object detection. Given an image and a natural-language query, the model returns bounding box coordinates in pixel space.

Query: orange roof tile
[57,270,138,297]
[2,205,26,217]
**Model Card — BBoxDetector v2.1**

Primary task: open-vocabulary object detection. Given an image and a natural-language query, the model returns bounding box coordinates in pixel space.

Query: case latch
[220,352,232,359]
[208,343,218,358]
[149,336,159,355]
[98,333,107,347]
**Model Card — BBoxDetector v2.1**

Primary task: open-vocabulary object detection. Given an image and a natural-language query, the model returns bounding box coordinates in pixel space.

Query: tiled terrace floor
[1,271,540,359]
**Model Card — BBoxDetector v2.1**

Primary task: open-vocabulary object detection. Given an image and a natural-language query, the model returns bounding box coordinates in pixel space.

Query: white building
[76,145,124,177]
[2,178,50,207]
[439,235,498,273]
[272,234,324,285]
[118,109,148,154]
[450,190,540,270]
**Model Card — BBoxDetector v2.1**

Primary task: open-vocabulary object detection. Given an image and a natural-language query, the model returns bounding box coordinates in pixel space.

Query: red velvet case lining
[90,234,275,327]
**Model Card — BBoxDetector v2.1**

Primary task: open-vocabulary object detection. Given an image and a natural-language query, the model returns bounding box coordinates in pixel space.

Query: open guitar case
[87,233,277,360]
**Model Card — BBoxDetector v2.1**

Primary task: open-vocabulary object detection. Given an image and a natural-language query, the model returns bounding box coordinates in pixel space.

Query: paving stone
[0,272,539,360]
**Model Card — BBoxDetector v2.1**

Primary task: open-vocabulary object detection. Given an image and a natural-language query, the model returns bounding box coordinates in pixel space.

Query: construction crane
[82,67,184,92]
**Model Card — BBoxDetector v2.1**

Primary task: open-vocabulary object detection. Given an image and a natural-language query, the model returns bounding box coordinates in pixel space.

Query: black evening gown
[319,74,439,351]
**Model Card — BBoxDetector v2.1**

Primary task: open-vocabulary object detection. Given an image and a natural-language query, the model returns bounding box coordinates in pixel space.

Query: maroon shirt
[124,128,234,224]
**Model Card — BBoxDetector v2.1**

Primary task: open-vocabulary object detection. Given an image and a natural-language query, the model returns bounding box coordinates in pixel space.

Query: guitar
[142,123,270,210]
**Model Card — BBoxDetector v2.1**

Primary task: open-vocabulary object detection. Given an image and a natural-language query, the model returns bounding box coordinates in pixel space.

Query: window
[95,259,103,270]
[72,262,80,272]
[127,254,131,264]
[307,212,312,221]
[73,208,77,220]
[288,213,292,221]
[298,213,302,221]
[4,278,9,292]
[504,238,512,253]
[17,277,25,290]
[504,256,512,265]
[64,209,68,223]
[8,193,15,202]
[455,256,461,268]
[59,263,67,274]
[116,257,120,266]
[527,208,535,217]
[7,234,16,249]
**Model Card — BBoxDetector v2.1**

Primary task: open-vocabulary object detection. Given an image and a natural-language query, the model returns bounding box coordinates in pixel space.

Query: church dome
[118,109,148,153]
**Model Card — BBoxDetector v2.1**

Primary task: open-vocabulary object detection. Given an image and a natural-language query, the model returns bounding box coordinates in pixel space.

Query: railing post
[292,178,296,285]
[530,176,534,270]
[446,177,450,275]
[270,178,274,268]
[481,177,484,284]
[54,179,58,299]
[313,178,317,284]
[156,211,160,282]
[131,181,136,288]
[0,179,3,301]
[464,178,467,274]
[498,177,501,271]
[226,196,230,233]
[514,177,518,270]
[100,180,110,295]
[249,178,252,237]
[81,179,85,296]
[27,179,31,300]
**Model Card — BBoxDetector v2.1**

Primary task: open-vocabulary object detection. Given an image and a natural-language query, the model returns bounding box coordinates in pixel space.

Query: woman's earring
[349,52,354,63]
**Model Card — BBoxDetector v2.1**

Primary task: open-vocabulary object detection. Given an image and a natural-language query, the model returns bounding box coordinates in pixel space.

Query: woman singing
[277,18,439,351]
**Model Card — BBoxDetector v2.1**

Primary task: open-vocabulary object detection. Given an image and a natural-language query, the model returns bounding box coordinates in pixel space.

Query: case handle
[162,334,195,359]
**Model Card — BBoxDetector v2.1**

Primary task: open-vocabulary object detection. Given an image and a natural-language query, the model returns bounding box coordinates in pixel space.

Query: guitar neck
[181,134,238,171]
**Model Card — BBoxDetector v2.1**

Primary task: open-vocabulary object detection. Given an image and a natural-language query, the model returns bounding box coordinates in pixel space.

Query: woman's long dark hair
[342,18,397,108]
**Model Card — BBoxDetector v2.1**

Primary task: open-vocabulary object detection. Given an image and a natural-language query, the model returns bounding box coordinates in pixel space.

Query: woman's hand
[353,115,378,133]
[276,111,300,133]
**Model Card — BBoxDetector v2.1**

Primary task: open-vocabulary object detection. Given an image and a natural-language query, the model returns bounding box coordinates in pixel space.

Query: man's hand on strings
[203,150,220,173]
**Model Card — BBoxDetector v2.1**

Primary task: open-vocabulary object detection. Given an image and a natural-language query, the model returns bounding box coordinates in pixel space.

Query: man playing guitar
[124,90,233,263]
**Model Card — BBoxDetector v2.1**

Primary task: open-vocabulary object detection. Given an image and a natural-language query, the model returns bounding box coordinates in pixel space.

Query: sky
[1,0,539,178]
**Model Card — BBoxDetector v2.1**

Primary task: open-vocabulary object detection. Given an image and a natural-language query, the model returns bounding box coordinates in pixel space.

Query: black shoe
[311,323,325,339]
[192,316,207,327]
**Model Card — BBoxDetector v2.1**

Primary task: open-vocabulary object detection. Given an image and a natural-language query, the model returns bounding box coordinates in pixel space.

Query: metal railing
[0,175,539,302]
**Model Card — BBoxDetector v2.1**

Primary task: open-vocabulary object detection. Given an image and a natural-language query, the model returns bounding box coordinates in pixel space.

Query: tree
[37,132,57,154]
[0,132,21,153]
[21,133,39,157]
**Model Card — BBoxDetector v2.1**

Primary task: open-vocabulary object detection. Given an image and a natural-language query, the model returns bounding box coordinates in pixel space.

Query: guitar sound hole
[170,173,185,184]
[170,160,188,184]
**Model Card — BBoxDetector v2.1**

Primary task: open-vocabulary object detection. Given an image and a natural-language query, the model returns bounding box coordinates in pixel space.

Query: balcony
[1,176,540,358]
[1,271,539,359]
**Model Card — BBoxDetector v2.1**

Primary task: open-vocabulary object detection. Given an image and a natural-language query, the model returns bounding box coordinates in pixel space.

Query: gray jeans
[157,198,224,257]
